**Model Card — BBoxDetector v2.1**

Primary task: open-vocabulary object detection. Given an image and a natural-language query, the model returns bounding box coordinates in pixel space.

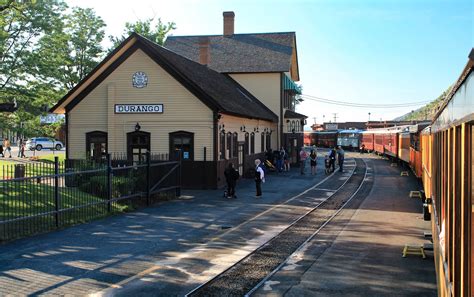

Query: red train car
[361,131,374,151]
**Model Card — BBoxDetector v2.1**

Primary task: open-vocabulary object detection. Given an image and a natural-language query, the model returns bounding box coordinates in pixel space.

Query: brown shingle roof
[284,109,307,119]
[164,33,295,74]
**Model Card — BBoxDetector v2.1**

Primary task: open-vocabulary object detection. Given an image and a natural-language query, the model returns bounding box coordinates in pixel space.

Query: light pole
[368,112,371,122]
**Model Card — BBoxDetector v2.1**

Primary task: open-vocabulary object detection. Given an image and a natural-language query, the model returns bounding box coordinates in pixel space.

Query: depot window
[85,131,107,162]
[169,131,194,161]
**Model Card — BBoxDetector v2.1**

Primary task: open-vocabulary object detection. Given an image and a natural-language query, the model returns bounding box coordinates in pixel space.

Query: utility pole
[332,113,338,123]
[368,112,371,122]
[313,117,317,124]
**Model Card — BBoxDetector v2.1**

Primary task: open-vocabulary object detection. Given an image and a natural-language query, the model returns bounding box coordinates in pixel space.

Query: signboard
[40,114,65,124]
[115,104,163,114]
[325,123,338,130]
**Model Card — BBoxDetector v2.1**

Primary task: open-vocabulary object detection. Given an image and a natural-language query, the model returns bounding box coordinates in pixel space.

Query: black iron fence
[0,153,181,242]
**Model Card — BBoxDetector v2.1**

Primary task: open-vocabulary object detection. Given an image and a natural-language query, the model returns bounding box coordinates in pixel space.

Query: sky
[67,0,473,126]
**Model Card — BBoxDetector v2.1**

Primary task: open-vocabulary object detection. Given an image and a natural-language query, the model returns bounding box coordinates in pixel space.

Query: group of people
[0,138,26,158]
[224,145,346,199]
[324,146,345,173]
[265,147,290,172]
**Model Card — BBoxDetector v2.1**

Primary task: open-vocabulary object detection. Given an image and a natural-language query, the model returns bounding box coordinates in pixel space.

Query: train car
[337,129,362,150]
[421,48,473,297]
[361,130,374,152]
[382,129,398,158]
[398,130,411,163]
[315,131,338,148]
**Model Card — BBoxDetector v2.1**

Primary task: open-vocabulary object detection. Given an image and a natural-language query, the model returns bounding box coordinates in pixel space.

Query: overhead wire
[299,94,431,108]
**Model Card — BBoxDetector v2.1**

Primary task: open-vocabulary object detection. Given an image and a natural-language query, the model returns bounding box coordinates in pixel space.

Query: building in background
[165,11,306,163]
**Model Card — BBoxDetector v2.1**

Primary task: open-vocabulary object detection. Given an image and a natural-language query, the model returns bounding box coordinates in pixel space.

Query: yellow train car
[422,48,473,297]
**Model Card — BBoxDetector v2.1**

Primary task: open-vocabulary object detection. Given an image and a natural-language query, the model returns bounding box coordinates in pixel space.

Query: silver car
[26,137,64,151]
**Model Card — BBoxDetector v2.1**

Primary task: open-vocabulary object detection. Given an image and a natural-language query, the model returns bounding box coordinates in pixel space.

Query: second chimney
[199,37,210,66]
[223,11,235,36]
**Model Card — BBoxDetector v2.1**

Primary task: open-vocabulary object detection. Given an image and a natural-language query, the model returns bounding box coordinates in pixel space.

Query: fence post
[146,151,151,206]
[54,156,59,228]
[107,154,112,212]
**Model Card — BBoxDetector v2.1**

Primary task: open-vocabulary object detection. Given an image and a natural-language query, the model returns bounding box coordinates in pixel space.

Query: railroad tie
[400,171,409,176]
[402,243,426,259]
[409,191,422,198]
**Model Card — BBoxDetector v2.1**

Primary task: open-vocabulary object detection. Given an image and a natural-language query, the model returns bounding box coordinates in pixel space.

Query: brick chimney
[198,37,210,65]
[223,11,235,36]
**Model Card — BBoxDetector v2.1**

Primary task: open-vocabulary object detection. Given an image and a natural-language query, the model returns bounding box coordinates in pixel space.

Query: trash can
[423,203,431,221]
[14,164,25,178]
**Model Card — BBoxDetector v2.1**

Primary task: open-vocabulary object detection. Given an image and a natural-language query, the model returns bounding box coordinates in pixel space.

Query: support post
[176,150,182,197]
[54,156,59,228]
[146,151,151,206]
[107,154,112,212]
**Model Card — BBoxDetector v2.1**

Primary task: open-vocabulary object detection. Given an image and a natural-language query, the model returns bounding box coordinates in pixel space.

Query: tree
[110,17,176,48]
[35,6,106,90]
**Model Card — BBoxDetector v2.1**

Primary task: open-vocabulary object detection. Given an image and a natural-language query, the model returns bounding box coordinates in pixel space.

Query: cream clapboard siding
[68,49,214,160]
[218,114,278,158]
[229,73,281,118]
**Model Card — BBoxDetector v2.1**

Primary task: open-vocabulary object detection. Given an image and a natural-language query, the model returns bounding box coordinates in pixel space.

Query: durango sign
[115,104,163,114]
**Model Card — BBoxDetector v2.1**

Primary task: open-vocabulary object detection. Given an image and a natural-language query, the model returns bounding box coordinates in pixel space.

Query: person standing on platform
[337,146,345,172]
[224,162,239,199]
[329,147,336,172]
[277,147,285,172]
[299,147,308,175]
[283,147,290,171]
[17,139,23,157]
[3,138,11,158]
[254,159,265,198]
[309,149,317,175]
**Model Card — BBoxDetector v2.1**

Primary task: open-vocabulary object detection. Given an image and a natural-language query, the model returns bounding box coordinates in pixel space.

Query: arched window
[244,132,250,155]
[169,131,194,161]
[232,132,238,158]
[86,131,107,162]
[266,132,271,150]
[227,132,232,159]
[219,131,226,160]
[261,132,265,152]
[250,132,255,154]
[127,130,150,164]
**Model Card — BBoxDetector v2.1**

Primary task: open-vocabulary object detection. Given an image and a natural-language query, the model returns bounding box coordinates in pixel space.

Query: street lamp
[368,112,371,121]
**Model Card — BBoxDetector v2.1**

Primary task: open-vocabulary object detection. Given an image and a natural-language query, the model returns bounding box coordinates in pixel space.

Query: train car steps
[402,244,426,259]
[409,191,422,198]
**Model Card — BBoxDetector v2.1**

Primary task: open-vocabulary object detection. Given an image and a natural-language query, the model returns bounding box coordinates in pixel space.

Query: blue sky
[67,0,473,124]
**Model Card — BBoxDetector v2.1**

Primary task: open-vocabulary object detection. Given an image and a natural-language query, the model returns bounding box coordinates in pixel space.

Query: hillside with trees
[394,86,452,121]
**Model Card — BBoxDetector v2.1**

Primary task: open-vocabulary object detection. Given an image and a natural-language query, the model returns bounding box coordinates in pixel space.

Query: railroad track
[185,158,368,297]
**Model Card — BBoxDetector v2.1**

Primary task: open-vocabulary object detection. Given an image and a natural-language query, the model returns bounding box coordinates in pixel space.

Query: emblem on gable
[132,71,148,88]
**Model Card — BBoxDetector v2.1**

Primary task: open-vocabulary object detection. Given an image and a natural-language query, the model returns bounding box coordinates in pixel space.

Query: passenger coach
[422,48,473,297]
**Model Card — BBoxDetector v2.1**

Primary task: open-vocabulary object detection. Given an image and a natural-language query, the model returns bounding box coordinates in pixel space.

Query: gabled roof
[51,33,278,122]
[164,32,299,80]
[284,109,307,119]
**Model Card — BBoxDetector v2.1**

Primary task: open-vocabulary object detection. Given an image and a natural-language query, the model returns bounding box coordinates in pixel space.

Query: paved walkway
[254,157,437,296]
[0,155,341,296]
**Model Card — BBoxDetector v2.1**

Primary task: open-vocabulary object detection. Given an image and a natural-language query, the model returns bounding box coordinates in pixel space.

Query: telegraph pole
[332,113,338,123]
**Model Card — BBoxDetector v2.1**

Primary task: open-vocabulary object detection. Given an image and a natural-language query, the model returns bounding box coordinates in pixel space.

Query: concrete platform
[0,155,354,296]
[254,158,437,297]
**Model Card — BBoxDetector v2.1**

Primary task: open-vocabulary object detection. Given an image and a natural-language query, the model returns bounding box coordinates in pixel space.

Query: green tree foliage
[110,17,176,48]
[35,7,106,90]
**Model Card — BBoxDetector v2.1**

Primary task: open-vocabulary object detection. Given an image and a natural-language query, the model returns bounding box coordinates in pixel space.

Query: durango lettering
[115,104,163,114]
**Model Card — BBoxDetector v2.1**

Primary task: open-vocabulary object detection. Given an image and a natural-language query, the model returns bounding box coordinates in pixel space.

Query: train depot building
[50,12,305,189]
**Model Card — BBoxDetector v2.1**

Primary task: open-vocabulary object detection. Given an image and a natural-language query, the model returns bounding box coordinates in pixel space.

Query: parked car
[26,137,64,151]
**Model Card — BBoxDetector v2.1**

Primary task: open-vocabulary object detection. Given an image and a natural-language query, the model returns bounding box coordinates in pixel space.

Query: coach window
[86,131,107,162]
[169,131,194,161]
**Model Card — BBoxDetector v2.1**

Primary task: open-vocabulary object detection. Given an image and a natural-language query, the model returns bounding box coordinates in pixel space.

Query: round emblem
[132,71,148,88]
